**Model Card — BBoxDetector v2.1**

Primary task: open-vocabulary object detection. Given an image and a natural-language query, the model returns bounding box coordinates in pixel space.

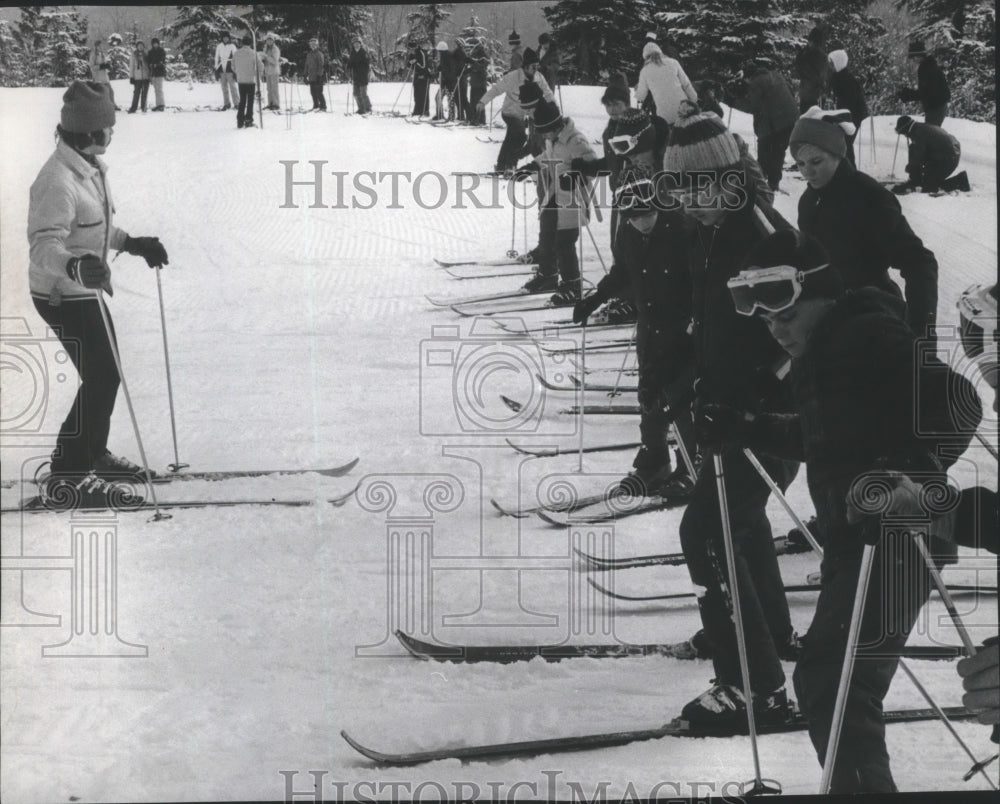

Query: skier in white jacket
[634,42,698,129]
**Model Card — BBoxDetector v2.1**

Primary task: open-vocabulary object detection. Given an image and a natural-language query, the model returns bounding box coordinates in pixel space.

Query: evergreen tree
[543,0,659,84]
[0,19,26,87]
[161,5,244,81]
[12,6,90,86]
[106,32,131,81]
[458,13,505,80]
[405,4,453,49]
[258,4,371,80]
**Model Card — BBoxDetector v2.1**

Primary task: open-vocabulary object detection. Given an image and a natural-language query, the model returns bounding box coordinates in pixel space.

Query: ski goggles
[613,178,657,216]
[957,283,998,370]
[727,264,830,316]
[608,124,651,155]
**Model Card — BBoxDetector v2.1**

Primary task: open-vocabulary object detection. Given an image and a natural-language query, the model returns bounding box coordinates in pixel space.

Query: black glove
[66,254,112,293]
[693,400,756,452]
[559,171,580,191]
[100,62,110,70]
[512,163,537,182]
[215,66,223,79]
[123,236,169,268]
[573,292,604,325]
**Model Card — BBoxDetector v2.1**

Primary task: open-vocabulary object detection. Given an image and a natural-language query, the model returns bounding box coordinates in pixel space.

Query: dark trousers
[536,205,579,288]
[924,103,948,127]
[352,83,371,114]
[679,447,798,694]
[794,532,939,793]
[456,76,471,121]
[34,296,120,474]
[128,79,149,112]
[844,132,858,167]
[636,324,695,470]
[309,81,326,110]
[469,82,486,124]
[908,144,961,192]
[237,83,255,126]
[412,79,430,115]
[496,113,527,171]
[757,127,792,190]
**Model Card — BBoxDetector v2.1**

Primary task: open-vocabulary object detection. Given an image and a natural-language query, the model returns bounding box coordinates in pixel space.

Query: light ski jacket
[479,68,553,118]
[304,49,326,82]
[89,45,110,83]
[214,41,237,73]
[233,45,263,84]
[262,43,281,77]
[634,57,698,125]
[536,117,596,230]
[129,51,149,81]
[28,140,129,303]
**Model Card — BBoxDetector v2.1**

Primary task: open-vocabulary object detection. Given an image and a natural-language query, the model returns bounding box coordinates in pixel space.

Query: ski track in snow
[1,81,997,802]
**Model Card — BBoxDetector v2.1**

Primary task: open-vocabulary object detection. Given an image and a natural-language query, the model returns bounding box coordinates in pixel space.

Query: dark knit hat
[789,106,856,159]
[508,30,521,47]
[908,39,926,58]
[60,80,116,133]
[663,100,741,178]
[538,33,551,46]
[522,47,539,68]
[533,100,563,132]
[896,115,916,135]
[601,72,630,105]
[743,230,844,302]
[519,80,544,110]
[241,34,252,45]
[806,26,826,45]
[616,108,648,136]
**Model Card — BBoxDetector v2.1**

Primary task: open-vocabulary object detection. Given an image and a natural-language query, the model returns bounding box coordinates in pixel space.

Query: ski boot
[92,450,156,484]
[680,681,793,733]
[523,272,559,294]
[549,282,581,307]
[43,472,144,512]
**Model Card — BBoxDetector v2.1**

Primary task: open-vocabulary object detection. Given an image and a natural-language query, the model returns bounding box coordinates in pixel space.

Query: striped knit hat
[789,106,857,159]
[662,100,741,180]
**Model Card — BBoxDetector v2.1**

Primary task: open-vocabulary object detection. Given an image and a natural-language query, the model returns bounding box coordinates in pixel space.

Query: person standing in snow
[790,107,940,339]
[146,37,167,112]
[126,41,150,114]
[303,37,327,112]
[537,32,560,93]
[898,39,950,127]
[508,30,523,71]
[89,38,111,85]
[713,229,977,793]
[28,81,169,507]
[728,60,800,191]
[476,48,554,174]
[214,31,238,111]
[826,50,868,165]
[512,100,596,306]
[892,115,968,195]
[262,35,281,111]
[634,42,698,133]
[408,39,432,117]
[465,35,488,125]
[233,34,262,129]
[433,41,456,121]
[794,26,831,113]
[343,36,372,115]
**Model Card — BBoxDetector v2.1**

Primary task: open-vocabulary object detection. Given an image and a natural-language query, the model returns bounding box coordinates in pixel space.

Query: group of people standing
[89,36,166,113]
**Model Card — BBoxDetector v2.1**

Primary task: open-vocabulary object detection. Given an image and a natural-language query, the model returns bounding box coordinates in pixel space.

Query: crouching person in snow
[513,100,595,307]
[893,115,969,195]
[713,230,980,792]
[28,82,170,509]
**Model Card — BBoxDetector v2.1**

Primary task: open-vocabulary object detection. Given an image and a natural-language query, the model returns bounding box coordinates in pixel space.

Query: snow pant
[679,447,798,694]
[151,76,165,108]
[536,205,580,288]
[456,75,471,121]
[412,78,430,115]
[793,531,940,793]
[469,81,486,124]
[353,82,371,114]
[219,72,238,107]
[908,144,960,192]
[33,296,120,475]
[635,322,695,473]
[266,74,280,108]
[128,80,149,112]
[308,81,326,110]
[757,126,792,190]
[924,103,947,127]
[496,113,527,172]
[237,83,255,127]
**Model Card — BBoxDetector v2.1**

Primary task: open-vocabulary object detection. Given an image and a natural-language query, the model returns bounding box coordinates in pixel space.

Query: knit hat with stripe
[662,100,741,180]
[789,106,857,159]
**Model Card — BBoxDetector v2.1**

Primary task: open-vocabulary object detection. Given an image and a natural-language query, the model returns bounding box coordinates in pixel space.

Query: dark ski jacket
[539,42,560,88]
[797,160,938,336]
[146,45,167,79]
[900,56,950,110]
[577,113,670,191]
[733,69,799,139]
[905,121,961,185]
[408,48,431,82]
[687,189,794,412]
[829,68,868,126]
[437,51,457,89]
[466,41,488,86]
[344,47,370,86]
[794,42,831,105]
[747,288,975,570]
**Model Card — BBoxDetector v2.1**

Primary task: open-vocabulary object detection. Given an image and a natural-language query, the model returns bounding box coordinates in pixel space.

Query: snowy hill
[0,80,996,802]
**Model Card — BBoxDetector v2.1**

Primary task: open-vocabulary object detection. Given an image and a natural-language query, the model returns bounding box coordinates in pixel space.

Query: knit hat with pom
[642,42,662,60]
[828,49,848,73]
[789,106,857,159]
[601,72,630,105]
[662,100,742,179]
[60,80,116,133]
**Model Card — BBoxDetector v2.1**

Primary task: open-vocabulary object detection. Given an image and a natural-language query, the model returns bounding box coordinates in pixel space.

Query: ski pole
[869,116,876,163]
[743,448,823,557]
[820,541,876,794]
[672,422,697,479]
[583,220,608,274]
[912,532,977,653]
[975,431,999,461]
[607,324,636,399]
[94,291,169,521]
[890,133,901,179]
[390,68,410,114]
[712,452,781,796]
[507,183,518,258]
[154,266,187,472]
[577,202,586,472]
[522,181,528,257]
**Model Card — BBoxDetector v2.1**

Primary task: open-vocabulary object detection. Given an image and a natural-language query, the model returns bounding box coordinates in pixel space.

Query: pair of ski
[500,394,639,418]
[3,458,360,516]
[341,704,978,766]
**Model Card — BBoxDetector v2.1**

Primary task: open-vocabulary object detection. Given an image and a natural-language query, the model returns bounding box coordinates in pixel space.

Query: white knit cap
[828,49,848,73]
[642,42,662,59]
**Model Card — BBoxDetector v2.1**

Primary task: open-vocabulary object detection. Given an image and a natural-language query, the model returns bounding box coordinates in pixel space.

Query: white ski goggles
[608,123,651,155]
[613,178,657,216]
[957,283,998,371]
[727,264,830,316]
